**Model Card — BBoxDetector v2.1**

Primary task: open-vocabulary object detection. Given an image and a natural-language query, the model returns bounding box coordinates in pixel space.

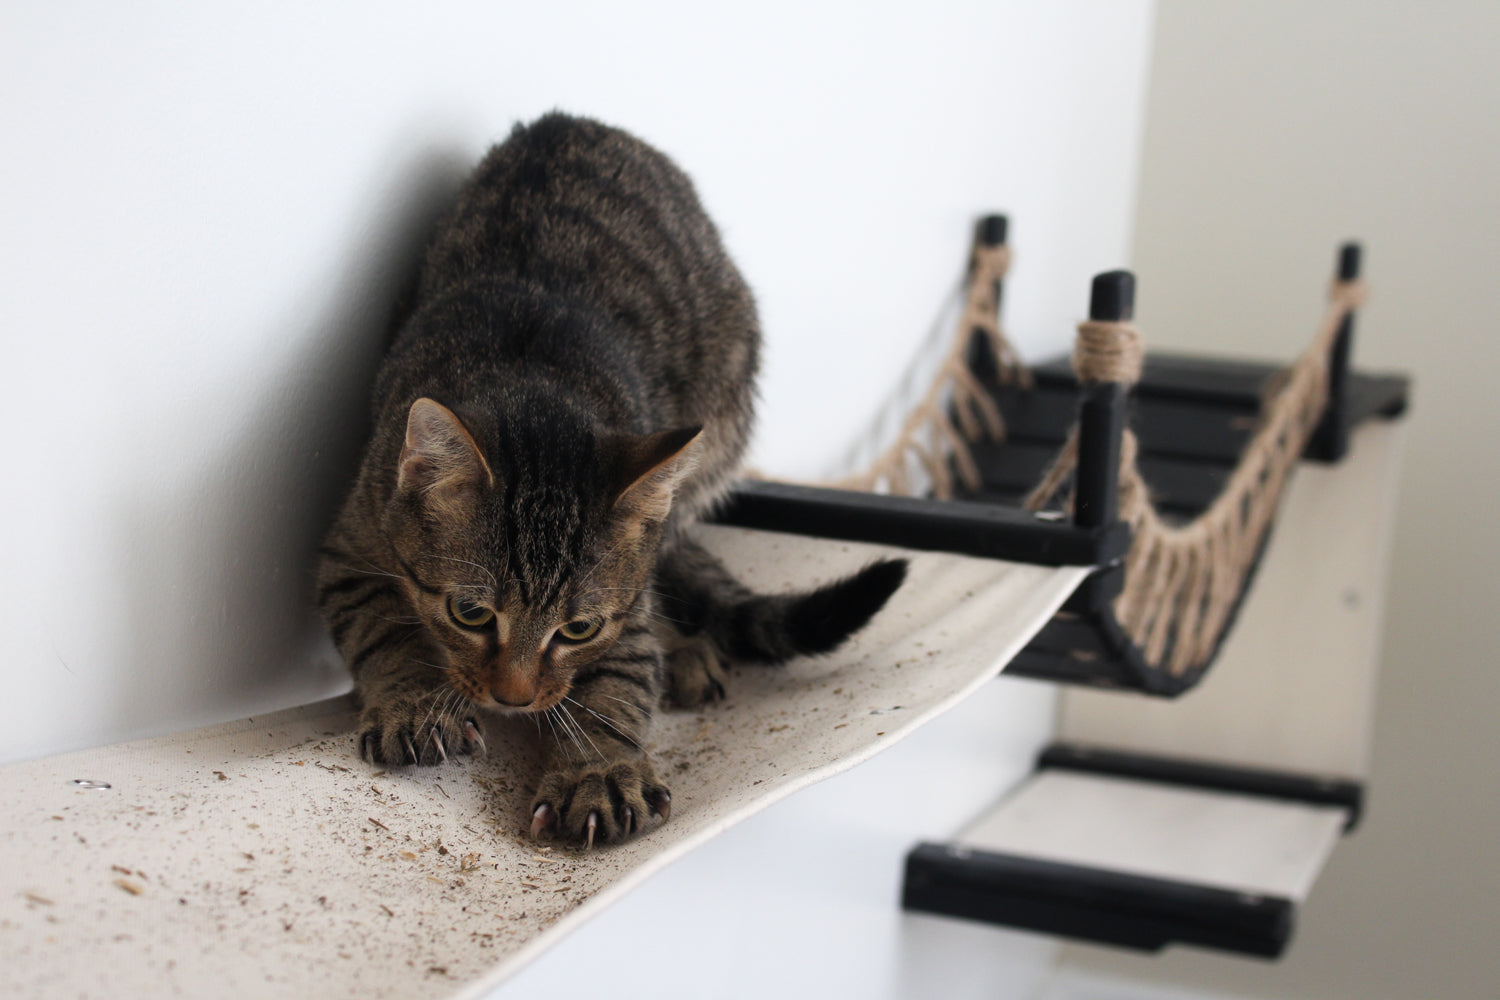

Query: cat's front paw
[529,756,671,848]
[357,688,485,767]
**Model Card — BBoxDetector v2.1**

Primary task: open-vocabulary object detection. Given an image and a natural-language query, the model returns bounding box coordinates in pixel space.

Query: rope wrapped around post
[1026,277,1369,675]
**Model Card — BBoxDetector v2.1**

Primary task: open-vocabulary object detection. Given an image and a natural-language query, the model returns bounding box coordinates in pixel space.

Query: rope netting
[837,230,1366,678]
[1024,279,1367,675]
[827,243,1029,498]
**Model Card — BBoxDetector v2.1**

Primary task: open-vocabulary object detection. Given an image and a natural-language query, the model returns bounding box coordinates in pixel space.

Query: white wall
[1062,3,1500,998]
[1,1,1153,765]
[1,4,1161,996]
[2,3,1158,996]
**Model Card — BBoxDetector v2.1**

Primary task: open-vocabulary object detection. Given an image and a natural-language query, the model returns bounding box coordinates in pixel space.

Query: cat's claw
[530,803,557,840]
[355,695,482,767]
[531,759,668,846]
[584,811,600,850]
[464,721,487,757]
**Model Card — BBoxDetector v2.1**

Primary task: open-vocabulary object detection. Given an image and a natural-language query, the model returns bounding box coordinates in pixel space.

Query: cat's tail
[655,536,908,665]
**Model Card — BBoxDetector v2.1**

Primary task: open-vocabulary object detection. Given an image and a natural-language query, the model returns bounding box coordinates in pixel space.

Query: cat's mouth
[480,690,564,715]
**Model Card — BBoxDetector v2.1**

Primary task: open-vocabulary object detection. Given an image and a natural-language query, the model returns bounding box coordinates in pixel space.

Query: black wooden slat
[1132,398,1257,461]
[965,442,1231,517]
[1028,352,1408,449]
[1038,743,1364,831]
[1033,352,1276,407]
[1005,649,1137,690]
[990,387,1078,444]
[997,388,1257,465]
[1019,616,1111,656]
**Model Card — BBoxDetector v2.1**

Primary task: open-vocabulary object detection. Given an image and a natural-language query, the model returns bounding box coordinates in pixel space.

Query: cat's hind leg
[664,631,729,706]
[652,535,744,706]
[653,534,908,707]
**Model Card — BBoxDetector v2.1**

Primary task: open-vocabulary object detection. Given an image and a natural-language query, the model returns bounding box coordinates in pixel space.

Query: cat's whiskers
[541,707,565,755]
[558,700,604,760]
[550,704,590,762]
[571,587,693,627]
[635,608,694,629]
[597,693,651,723]
[573,586,679,603]
[433,555,498,586]
[439,686,463,725]
[327,562,406,582]
[574,532,640,588]
[415,685,453,743]
[326,558,480,598]
[565,696,641,750]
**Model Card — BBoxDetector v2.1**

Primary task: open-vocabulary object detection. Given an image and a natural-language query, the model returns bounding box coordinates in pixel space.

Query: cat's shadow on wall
[113,147,474,740]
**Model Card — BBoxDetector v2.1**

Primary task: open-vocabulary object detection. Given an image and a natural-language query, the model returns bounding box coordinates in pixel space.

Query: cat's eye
[448,595,495,628]
[555,619,601,643]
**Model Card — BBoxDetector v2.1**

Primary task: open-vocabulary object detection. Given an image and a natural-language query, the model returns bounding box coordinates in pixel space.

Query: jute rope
[1025,279,1368,675]
[823,234,1364,679]
[828,243,1031,498]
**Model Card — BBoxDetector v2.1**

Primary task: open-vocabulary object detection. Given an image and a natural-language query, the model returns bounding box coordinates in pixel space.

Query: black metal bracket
[902,844,1295,958]
[900,740,1365,957]
[1039,743,1364,832]
[715,479,1128,568]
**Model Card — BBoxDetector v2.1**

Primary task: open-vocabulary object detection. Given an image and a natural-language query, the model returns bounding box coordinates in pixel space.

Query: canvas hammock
[0,529,1086,999]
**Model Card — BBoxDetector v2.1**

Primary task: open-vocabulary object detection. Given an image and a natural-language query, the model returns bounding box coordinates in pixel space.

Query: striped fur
[315,114,905,846]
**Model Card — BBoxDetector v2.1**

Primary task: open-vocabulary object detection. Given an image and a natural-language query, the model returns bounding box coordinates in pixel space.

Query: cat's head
[383,396,699,712]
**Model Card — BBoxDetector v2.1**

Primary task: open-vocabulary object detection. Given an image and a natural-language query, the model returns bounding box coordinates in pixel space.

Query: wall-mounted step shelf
[721,220,1410,960]
[898,394,1406,959]
[902,743,1355,958]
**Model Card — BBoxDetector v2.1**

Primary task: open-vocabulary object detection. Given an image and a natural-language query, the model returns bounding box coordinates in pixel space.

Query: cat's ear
[612,426,702,521]
[397,398,495,498]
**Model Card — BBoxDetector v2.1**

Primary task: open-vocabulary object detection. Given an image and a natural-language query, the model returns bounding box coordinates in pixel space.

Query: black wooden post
[965,214,1009,382]
[1073,271,1135,530]
[978,213,1009,251]
[1308,242,1361,462]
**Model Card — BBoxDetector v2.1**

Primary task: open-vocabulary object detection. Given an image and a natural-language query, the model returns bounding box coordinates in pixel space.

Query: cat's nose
[491,672,539,708]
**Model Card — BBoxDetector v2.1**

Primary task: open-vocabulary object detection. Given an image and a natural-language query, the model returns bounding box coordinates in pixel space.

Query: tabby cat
[316,113,907,846]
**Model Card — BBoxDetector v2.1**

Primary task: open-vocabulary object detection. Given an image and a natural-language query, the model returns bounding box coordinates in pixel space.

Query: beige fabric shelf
[0,524,1086,1000]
